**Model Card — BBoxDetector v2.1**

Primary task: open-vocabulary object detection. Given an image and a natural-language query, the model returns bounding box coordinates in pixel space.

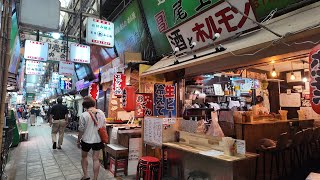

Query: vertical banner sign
[52,72,60,83]
[89,83,99,100]
[135,93,153,118]
[24,40,49,61]
[122,86,136,112]
[165,0,256,54]
[309,44,320,114]
[59,61,74,76]
[70,43,91,63]
[165,84,177,117]
[154,84,167,116]
[154,84,177,117]
[86,17,114,47]
[113,73,126,97]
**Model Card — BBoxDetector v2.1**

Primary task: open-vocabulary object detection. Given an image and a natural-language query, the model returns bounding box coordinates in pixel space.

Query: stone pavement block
[65,173,83,180]
[27,175,46,180]
[47,176,66,180]
[44,168,62,175]
[45,171,64,179]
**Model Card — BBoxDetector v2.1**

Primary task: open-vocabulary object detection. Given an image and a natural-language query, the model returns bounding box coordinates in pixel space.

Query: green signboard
[26,93,35,104]
[114,0,152,62]
[141,0,220,56]
[251,0,301,20]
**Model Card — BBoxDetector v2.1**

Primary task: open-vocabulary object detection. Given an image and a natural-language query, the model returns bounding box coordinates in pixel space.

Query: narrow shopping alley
[5,124,117,180]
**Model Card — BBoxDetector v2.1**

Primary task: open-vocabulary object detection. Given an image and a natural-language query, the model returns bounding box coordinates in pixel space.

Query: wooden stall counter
[235,119,314,152]
[162,131,258,180]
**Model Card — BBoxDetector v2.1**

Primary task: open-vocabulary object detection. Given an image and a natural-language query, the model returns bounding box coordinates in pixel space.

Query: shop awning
[141,2,320,77]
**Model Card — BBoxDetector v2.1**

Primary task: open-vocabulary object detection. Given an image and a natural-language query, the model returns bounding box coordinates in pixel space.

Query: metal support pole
[79,0,82,44]
[99,0,102,19]
[0,0,13,149]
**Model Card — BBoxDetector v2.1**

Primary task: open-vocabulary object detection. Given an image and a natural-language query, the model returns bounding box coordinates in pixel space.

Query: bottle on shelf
[224,84,230,96]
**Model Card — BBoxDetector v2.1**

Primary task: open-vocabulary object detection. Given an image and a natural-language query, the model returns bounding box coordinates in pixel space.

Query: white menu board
[24,40,49,61]
[70,43,91,64]
[280,93,301,107]
[144,117,163,147]
[128,138,141,175]
[59,61,74,76]
[25,60,45,75]
[86,17,114,47]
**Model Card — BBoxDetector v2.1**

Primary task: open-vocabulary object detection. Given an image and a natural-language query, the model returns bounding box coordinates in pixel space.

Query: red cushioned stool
[136,156,161,180]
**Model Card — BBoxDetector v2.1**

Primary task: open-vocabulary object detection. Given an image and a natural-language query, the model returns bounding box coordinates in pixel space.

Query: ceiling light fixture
[302,61,308,82]
[271,65,277,77]
[51,32,61,39]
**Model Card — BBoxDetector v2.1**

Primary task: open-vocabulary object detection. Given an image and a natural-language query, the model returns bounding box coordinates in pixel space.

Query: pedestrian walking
[77,96,106,180]
[30,107,36,126]
[49,97,69,149]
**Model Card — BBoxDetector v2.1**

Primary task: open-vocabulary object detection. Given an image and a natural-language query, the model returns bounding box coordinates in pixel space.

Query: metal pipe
[99,0,102,19]
[79,0,82,44]
[61,7,99,18]
[63,0,81,34]
[0,0,12,149]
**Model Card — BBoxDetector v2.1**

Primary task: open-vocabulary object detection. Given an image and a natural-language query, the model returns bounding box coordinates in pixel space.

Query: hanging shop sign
[70,43,91,64]
[122,86,136,112]
[135,93,153,118]
[86,17,114,47]
[154,83,177,117]
[309,44,320,114]
[59,61,74,76]
[76,79,85,91]
[25,60,45,75]
[24,40,49,61]
[60,77,72,90]
[52,72,60,83]
[113,73,126,97]
[89,83,99,100]
[165,0,256,54]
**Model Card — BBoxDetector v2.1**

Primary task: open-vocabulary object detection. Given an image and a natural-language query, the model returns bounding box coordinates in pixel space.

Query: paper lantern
[122,85,136,112]
[135,93,153,118]
[309,44,320,114]
[89,83,99,100]
[113,73,126,97]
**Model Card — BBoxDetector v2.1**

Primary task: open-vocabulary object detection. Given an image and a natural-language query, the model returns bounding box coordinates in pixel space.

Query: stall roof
[141,2,320,77]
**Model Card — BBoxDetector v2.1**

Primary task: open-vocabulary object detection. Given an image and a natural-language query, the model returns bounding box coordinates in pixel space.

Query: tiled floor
[6,124,118,180]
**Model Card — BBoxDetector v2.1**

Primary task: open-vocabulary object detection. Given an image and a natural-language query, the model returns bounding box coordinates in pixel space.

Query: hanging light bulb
[290,72,296,80]
[302,77,308,82]
[271,65,277,77]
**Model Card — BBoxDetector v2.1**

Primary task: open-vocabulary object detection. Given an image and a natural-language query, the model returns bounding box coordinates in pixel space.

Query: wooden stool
[105,144,128,177]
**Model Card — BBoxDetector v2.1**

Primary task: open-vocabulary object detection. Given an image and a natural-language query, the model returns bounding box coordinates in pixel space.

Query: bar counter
[235,119,314,152]
[163,142,258,179]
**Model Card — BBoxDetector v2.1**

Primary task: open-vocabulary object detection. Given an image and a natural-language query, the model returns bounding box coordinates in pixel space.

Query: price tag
[163,118,176,125]
[235,139,246,155]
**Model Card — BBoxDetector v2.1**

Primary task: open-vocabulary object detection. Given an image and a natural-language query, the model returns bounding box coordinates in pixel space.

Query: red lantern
[122,85,136,112]
[135,93,153,118]
[89,83,99,100]
[113,73,126,97]
[309,44,320,114]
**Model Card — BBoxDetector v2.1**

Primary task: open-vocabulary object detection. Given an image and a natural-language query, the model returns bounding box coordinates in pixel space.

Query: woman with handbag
[77,96,108,180]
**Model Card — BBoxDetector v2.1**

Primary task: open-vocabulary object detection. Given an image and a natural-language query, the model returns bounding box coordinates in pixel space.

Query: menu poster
[128,138,141,175]
[235,139,246,155]
[25,60,45,75]
[144,117,163,147]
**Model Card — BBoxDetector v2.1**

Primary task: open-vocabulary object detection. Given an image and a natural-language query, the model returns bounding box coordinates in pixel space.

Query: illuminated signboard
[70,43,91,64]
[86,17,114,47]
[24,40,49,61]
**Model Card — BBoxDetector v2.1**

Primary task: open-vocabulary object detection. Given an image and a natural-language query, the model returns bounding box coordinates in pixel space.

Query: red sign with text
[89,83,99,100]
[135,93,153,118]
[309,44,320,114]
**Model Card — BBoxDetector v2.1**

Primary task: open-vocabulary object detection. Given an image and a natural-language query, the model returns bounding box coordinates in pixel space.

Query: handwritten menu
[144,117,163,147]
[128,138,141,175]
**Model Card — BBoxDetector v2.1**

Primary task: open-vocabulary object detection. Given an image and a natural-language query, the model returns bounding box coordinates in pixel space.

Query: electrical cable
[224,0,283,37]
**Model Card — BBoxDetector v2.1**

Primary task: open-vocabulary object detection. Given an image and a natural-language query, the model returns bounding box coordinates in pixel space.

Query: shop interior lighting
[190,42,197,59]
[290,62,296,80]
[271,65,277,77]
[173,47,180,65]
[51,32,61,39]
[212,33,221,41]
[302,61,308,82]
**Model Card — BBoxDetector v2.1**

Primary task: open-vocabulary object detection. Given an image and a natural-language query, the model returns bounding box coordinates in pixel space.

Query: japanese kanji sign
[70,43,91,64]
[135,93,153,118]
[59,61,74,76]
[154,84,177,117]
[86,17,114,47]
[51,72,60,84]
[21,33,71,61]
[24,40,49,61]
[165,0,257,54]
[25,60,45,75]
[309,44,320,114]
[113,73,126,97]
